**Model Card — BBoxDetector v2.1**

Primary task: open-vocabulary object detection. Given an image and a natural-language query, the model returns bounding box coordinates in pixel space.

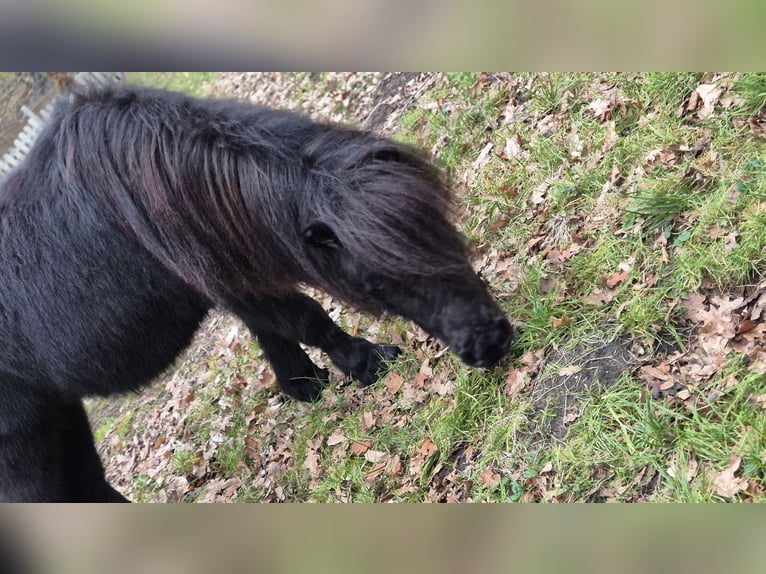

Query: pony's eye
[371,148,402,163]
[303,221,341,250]
[363,277,387,295]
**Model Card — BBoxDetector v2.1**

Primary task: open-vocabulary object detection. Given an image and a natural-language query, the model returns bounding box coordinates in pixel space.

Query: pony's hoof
[278,365,329,402]
[357,344,401,387]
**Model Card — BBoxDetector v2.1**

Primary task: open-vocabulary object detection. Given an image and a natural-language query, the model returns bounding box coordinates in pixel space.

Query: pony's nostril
[478,318,513,366]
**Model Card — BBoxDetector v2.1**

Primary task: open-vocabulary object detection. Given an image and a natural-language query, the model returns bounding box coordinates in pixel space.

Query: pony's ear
[303,221,342,249]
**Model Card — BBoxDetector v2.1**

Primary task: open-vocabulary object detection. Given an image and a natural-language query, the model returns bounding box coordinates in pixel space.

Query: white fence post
[20,105,44,130]
[2,73,121,178]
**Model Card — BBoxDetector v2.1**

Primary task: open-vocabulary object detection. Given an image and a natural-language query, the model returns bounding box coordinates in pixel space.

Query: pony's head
[295,132,513,369]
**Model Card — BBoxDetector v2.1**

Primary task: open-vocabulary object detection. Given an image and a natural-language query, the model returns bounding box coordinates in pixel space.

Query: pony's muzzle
[452,315,513,369]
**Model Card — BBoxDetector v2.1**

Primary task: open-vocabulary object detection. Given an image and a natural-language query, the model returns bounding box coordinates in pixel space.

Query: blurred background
[0,0,763,69]
[2,506,766,574]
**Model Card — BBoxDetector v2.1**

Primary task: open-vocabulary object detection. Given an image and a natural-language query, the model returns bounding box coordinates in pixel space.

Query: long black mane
[33,85,468,304]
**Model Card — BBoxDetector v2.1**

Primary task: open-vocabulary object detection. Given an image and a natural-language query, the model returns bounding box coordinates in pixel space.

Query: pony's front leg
[227,294,401,393]
[253,329,329,402]
[323,334,401,387]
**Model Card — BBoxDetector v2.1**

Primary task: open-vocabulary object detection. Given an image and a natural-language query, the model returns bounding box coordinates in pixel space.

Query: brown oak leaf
[713,455,749,498]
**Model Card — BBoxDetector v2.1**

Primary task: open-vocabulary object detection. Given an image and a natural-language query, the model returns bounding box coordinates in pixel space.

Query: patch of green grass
[131,474,153,499]
[128,72,221,96]
[115,410,136,442]
[214,439,247,479]
[93,417,115,444]
[736,213,766,279]
[513,264,571,348]
[88,395,145,447]
[527,73,590,116]
[277,402,390,502]
[170,448,198,476]
[733,73,766,117]
[627,176,702,222]
[619,72,704,115]
[542,365,766,502]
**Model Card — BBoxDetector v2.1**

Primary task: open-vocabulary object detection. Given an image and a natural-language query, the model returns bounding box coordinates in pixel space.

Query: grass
[91,72,766,503]
[127,72,222,95]
[565,367,766,503]
[733,74,766,117]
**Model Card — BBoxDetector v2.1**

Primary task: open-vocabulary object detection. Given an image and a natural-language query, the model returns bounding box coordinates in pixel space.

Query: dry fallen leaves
[694,84,724,118]
[364,450,388,464]
[558,364,583,377]
[604,269,629,290]
[603,122,619,152]
[419,437,438,458]
[409,437,439,477]
[581,287,618,306]
[588,98,613,121]
[481,466,501,489]
[464,142,494,186]
[505,369,528,396]
[667,455,698,484]
[639,362,677,393]
[361,411,376,429]
[645,148,681,167]
[302,439,322,476]
[713,455,749,498]
[326,431,347,447]
[502,136,527,160]
[350,440,372,456]
[604,259,633,289]
[641,283,766,406]
[384,372,404,394]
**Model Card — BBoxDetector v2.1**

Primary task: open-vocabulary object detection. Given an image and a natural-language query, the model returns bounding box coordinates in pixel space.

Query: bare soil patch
[529,332,637,440]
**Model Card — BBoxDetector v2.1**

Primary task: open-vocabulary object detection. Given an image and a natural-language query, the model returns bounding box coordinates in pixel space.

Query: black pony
[0,85,513,502]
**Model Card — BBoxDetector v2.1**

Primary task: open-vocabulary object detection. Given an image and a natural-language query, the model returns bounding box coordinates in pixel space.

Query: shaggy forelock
[304,131,470,279]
